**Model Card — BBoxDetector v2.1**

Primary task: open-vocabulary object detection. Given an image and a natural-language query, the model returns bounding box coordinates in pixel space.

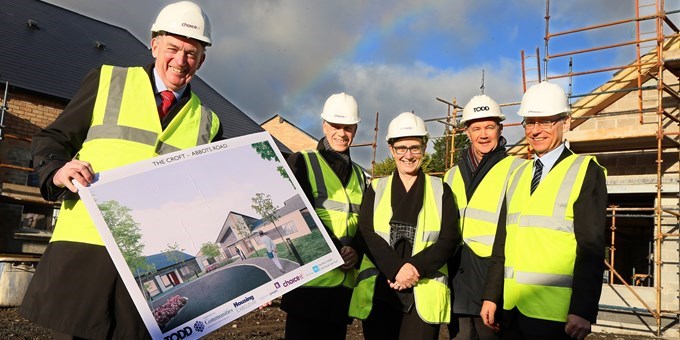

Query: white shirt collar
[534,143,566,181]
[153,68,185,100]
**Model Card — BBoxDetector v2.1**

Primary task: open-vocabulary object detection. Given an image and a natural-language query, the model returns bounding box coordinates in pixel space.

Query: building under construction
[435,1,679,337]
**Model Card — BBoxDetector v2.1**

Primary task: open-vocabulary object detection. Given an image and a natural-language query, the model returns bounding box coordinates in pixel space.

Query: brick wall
[0,90,64,253]
[1,90,64,184]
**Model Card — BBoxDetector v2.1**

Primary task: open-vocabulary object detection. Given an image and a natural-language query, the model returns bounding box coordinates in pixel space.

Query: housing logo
[312,265,320,273]
[233,295,255,311]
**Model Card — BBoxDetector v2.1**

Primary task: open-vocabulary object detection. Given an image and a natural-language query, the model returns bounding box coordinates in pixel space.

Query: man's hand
[565,314,591,340]
[395,263,419,288]
[480,300,500,332]
[258,300,273,310]
[340,246,358,271]
[52,160,94,193]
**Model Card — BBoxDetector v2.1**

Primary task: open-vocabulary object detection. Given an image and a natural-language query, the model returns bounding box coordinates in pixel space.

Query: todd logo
[473,106,490,112]
[164,326,192,340]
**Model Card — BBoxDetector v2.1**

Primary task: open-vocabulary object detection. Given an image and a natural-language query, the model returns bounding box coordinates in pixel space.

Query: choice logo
[193,321,205,333]
[473,106,490,112]
[164,326,192,340]
[181,22,199,30]
[282,273,304,288]
[274,282,281,289]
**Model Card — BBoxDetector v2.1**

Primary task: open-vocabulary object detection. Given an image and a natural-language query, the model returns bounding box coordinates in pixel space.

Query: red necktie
[158,90,176,119]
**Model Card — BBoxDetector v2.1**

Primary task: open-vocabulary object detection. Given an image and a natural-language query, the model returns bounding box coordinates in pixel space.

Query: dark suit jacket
[481,146,607,334]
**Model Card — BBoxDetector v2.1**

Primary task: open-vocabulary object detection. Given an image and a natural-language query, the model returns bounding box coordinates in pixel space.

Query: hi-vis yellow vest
[444,156,524,257]
[503,154,604,322]
[50,65,221,245]
[301,150,365,288]
[349,174,450,324]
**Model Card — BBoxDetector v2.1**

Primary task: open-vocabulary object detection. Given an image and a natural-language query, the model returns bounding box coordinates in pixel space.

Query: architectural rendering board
[76,132,343,340]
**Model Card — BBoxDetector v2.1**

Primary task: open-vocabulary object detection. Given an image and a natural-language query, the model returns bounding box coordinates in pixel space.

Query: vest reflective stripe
[356,267,380,283]
[50,65,220,245]
[465,235,496,246]
[85,66,217,152]
[156,142,181,155]
[508,271,573,288]
[444,157,524,257]
[349,174,450,324]
[301,150,364,288]
[444,168,466,218]
[86,125,159,146]
[503,154,600,322]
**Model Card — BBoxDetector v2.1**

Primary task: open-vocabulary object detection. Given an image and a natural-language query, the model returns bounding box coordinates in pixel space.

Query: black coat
[449,144,510,316]
[279,139,366,323]
[21,64,223,339]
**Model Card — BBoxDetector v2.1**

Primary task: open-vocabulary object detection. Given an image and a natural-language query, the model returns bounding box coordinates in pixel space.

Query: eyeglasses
[521,117,566,130]
[392,145,423,155]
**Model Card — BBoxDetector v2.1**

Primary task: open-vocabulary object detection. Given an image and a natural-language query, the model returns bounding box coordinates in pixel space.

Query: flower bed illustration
[153,295,188,328]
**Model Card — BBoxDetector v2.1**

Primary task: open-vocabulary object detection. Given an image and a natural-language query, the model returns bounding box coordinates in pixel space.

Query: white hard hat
[386,112,429,142]
[461,95,505,125]
[320,93,361,125]
[151,1,212,46]
[518,81,570,117]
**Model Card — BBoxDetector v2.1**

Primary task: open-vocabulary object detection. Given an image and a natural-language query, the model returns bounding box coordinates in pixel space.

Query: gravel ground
[0,303,661,339]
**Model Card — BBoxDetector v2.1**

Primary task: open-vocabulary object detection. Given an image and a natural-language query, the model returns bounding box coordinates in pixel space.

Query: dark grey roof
[135,250,195,277]
[0,0,279,143]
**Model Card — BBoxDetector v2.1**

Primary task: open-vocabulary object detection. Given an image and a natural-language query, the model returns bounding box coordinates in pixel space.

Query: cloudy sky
[45,0,680,167]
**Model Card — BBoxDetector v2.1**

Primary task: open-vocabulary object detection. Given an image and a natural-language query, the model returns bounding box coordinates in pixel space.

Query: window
[280,221,298,236]
[161,275,171,287]
[145,280,160,297]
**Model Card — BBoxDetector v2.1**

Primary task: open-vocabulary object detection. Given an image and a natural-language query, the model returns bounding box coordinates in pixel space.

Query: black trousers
[362,301,440,340]
[500,308,573,340]
[285,312,348,340]
[451,314,501,340]
[19,241,150,339]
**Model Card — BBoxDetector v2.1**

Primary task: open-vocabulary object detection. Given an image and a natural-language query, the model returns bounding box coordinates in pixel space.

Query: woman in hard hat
[349,112,460,340]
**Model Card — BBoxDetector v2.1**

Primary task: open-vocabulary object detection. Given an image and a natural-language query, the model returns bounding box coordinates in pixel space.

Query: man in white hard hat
[480,82,607,340]
[20,2,222,338]
[280,93,366,339]
[444,95,523,340]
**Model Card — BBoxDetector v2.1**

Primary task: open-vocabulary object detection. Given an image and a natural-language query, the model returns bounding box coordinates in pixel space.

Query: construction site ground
[0,302,662,339]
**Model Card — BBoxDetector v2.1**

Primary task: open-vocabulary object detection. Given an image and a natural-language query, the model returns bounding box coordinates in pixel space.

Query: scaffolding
[538,0,680,336]
[435,0,680,337]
